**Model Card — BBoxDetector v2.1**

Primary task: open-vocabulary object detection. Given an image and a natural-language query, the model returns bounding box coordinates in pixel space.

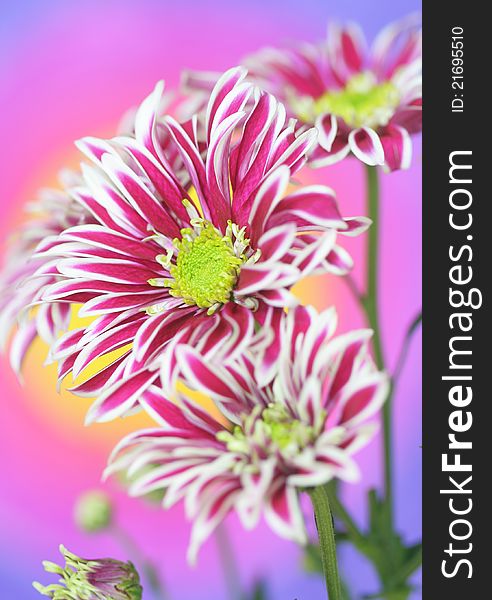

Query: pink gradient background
[0,1,421,598]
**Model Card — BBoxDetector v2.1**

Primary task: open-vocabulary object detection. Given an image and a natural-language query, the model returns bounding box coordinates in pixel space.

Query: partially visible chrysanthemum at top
[33,545,142,600]
[107,306,388,563]
[20,67,368,424]
[185,15,421,171]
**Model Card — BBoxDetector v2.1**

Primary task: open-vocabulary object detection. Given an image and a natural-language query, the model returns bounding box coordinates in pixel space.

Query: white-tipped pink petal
[187,479,241,565]
[100,153,181,238]
[380,125,412,172]
[338,372,390,428]
[176,346,242,404]
[162,116,210,220]
[371,13,421,78]
[268,185,346,231]
[255,288,298,309]
[75,136,116,165]
[247,166,290,241]
[205,66,248,143]
[348,127,385,166]
[327,21,367,83]
[315,114,338,152]
[268,126,318,175]
[293,231,337,278]
[308,138,351,168]
[133,80,165,157]
[264,482,307,544]
[10,321,37,378]
[236,262,299,296]
[85,369,159,424]
[256,224,297,263]
[340,216,372,237]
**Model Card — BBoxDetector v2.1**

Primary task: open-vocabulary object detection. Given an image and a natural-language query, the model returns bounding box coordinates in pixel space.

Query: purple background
[0,1,421,598]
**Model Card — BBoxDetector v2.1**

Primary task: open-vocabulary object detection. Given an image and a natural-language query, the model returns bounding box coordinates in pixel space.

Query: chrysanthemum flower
[33,545,142,599]
[184,16,421,171]
[35,68,368,423]
[0,172,92,376]
[106,306,388,563]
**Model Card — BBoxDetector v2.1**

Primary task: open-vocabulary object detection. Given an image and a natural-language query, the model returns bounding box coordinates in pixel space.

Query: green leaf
[243,580,268,600]
[360,489,422,593]
[302,532,350,575]
[303,543,324,574]
[303,487,422,598]
[363,584,413,600]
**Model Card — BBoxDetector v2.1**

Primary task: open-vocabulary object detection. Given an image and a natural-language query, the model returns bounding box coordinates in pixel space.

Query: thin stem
[334,168,422,598]
[362,165,392,525]
[309,486,342,600]
[392,311,422,389]
[363,165,384,369]
[345,272,363,302]
[215,522,242,600]
[110,524,167,600]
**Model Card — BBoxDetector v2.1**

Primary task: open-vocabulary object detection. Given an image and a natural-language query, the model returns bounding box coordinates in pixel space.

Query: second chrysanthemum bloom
[107,306,388,563]
[185,15,421,170]
[245,15,421,170]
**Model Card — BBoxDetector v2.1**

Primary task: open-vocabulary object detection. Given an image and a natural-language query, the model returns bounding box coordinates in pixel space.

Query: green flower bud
[74,490,113,533]
[33,545,143,599]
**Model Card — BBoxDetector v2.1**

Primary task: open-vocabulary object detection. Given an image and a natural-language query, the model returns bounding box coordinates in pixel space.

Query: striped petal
[264,482,307,544]
[380,124,412,172]
[348,127,385,166]
[85,368,159,424]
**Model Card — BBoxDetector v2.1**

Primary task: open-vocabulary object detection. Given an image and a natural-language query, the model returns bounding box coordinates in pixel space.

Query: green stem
[215,523,242,600]
[363,165,384,369]
[309,486,342,600]
[393,546,422,587]
[110,524,168,600]
[334,166,422,597]
[362,165,392,526]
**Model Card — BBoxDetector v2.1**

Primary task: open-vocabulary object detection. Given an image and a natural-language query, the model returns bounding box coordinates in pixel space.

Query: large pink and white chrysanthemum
[106,306,388,563]
[0,172,92,376]
[35,68,369,423]
[185,16,421,171]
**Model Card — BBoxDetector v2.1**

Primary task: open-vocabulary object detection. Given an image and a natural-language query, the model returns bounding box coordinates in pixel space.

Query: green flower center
[295,72,400,129]
[217,403,320,458]
[262,403,315,449]
[169,222,242,309]
[148,218,258,315]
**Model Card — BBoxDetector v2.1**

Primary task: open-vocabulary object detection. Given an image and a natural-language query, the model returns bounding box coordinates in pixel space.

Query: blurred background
[0,1,421,598]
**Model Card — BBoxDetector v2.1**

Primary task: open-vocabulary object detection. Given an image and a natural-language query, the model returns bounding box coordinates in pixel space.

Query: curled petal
[348,127,385,166]
[264,482,307,544]
[315,113,338,152]
[380,124,412,172]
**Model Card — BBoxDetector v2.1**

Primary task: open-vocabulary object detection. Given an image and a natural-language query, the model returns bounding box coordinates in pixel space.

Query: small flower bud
[33,545,143,599]
[74,490,113,533]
